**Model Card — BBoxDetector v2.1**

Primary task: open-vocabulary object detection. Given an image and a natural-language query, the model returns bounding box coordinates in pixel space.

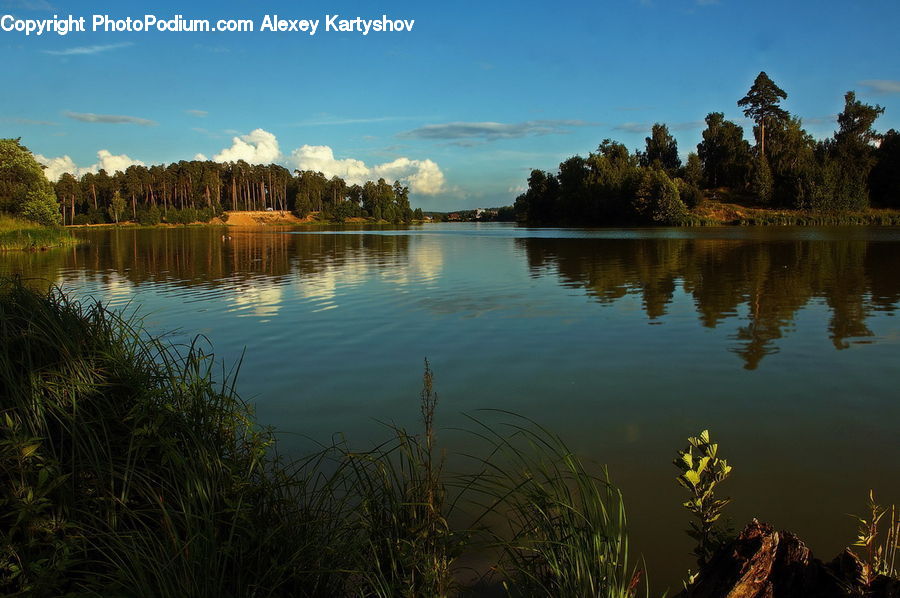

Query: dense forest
[514,73,900,225]
[0,138,424,226]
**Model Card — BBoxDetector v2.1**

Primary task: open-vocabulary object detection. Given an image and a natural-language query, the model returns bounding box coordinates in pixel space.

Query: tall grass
[465,414,641,597]
[0,214,76,251]
[0,278,350,596]
[0,278,641,597]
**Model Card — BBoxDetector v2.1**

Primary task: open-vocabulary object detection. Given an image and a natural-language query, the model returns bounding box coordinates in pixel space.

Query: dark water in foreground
[3,222,899,590]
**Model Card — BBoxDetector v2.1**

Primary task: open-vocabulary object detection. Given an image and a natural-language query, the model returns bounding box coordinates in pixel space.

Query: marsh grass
[463,413,642,598]
[0,278,641,597]
[0,214,77,251]
[852,491,900,583]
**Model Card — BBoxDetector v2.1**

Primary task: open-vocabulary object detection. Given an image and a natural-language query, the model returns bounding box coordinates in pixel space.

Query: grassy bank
[0,279,640,598]
[0,215,78,251]
[690,192,900,226]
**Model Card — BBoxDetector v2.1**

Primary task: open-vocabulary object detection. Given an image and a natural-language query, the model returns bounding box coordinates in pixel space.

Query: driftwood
[679,519,900,598]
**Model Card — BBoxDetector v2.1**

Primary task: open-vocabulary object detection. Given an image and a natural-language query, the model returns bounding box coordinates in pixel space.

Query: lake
[3,222,899,591]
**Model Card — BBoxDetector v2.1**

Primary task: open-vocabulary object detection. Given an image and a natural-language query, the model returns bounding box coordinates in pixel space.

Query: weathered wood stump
[679,519,900,598]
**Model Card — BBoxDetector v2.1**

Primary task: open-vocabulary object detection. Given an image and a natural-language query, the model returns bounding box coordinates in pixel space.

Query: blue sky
[2,0,899,210]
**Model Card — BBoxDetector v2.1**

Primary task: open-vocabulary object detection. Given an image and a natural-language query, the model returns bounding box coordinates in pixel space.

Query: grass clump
[0,214,77,251]
[466,414,641,597]
[0,278,641,597]
[0,277,349,596]
[852,491,900,583]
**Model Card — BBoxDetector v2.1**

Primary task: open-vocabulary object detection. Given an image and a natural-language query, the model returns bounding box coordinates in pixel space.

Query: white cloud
[859,80,900,95]
[64,111,157,126]
[35,128,447,196]
[289,145,446,195]
[44,42,133,56]
[212,128,281,164]
[34,154,78,182]
[94,149,144,173]
[35,149,144,181]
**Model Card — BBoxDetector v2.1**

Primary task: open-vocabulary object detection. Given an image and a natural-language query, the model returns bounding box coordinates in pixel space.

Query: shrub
[19,190,62,226]
[136,205,162,226]
[633,169,687,224]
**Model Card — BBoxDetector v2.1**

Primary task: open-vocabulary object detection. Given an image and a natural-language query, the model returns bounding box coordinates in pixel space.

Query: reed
[0,278,640,597]
[463,413,642,597]
[0,214,77,251]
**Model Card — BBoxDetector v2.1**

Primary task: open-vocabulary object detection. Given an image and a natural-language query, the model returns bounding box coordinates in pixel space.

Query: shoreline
[64,210,433,229]
[61,204,900,230]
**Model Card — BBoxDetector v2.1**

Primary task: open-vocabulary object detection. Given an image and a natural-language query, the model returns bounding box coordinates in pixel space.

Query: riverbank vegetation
[0,140,76,249]
[0,279,640,597]
[513,73,900,225]
[0,214,76,251]
[14,141,420,226]
[2,279,898,596]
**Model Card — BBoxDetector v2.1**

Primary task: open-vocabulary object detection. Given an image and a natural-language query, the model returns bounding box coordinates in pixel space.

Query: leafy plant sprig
[673,429,732,568]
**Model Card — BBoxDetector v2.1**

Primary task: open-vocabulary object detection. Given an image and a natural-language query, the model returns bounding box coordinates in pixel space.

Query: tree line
[0,139,424,226]
[514,72,900,225]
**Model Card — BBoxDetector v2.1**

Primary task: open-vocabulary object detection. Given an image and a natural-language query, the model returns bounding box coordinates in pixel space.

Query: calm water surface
[3,222,899,589]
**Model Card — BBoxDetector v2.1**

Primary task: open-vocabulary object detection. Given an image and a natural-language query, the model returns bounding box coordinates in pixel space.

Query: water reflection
[2,226,898,372]
[3,224,900,588]
[519,237,900,369]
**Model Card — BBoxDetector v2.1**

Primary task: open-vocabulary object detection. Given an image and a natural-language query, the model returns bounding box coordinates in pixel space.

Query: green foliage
[673,429,732,567]
[0,138,54,216]
[684,153,703,188]
[759,117,817,208]
[0,279,350,596]
[738,72,788,125]
[0,280,644,597]
[851,490,899,583]
[823,91,886,211]
[752,155,774,204]
[633,169,687,224]
[162,207,217,225]
[19,190,62,226]
[677,178,703,209]
[108,191,127,224]
[641,123,681,175]
[136,204,162,226]
[467,414,641,598]
[697,112,753,189]
[870,129,900,208]
[738,71,788,155]
[513,76,894,223]
[0,214,74,251]
[343,360,461,597]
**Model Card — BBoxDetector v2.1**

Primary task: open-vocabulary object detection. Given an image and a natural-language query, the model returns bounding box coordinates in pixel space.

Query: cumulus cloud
[289,145,446,195]
[65,111,157,126]
[44,42,132,56]
[212,129,282,164]
[859,80,900,95]
[34,128,447,196]
[399,120,597,142]
[186,109,208,117]
[35,150,144,182]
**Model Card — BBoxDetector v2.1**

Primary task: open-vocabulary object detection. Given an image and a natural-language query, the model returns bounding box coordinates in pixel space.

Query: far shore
[65,210,434,228]
[62,202,900,229]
